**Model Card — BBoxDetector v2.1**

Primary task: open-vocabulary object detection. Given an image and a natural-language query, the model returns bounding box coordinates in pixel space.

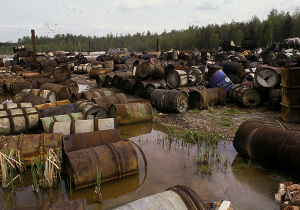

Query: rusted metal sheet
[0,102,33,110]
[63,129,121,153]
[40,83,71,101]
[48,118,118,136]
[75,100,107,118]
[38,103,78,118]
[109,103,153,125]
[0,107,40,135]
[0,133,62,166]
[281,66,300,122]
[92,93,128,112]
[151,89,189,113]
[34,99,71,110]
[65,140,138,189]
[228,84,261,107]
[233,121,300,175]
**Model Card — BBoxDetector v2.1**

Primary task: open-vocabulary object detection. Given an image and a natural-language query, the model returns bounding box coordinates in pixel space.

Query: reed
[94,166,103,203]
[31,161,39,193]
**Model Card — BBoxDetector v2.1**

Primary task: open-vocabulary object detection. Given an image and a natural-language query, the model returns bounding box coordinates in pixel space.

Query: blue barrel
[208,69,234,92]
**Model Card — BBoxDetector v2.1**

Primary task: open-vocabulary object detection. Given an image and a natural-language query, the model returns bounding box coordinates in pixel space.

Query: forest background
[0,9,299,54]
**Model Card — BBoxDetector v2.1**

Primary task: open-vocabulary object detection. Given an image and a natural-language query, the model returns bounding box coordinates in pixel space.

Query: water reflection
[0,122,294,210]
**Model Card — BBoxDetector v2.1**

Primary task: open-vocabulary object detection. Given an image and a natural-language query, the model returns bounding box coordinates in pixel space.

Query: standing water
[0,121,295,209]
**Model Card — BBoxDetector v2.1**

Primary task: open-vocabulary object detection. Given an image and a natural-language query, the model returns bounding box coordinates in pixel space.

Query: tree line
[0,9,299,55]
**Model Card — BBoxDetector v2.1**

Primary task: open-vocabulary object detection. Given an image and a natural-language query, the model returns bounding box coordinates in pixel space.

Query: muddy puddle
[0,121,296,210]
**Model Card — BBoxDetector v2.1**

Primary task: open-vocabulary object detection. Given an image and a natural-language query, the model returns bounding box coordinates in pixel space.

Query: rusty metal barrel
[2,75,26,93]
[115,185,207,210]
[281,66,300,122]
[96,74,107,88]
[123,78,137,94]
[65,140,138,189]
[0,107,40,135]
[63,129,121,153]
[48,118,117,136]
[13,92,47,105]
[0,102,33,110]
[221,61,245,77]
[268,89,282,111]
[166,68,203,89]
[38,103,79,118]
[88,67,106,79]
[0,133,62,166]
[73,64,91,74]
[40,83,71,101]
[109,103,152,125]
[92,93,128,112]
[34,99,70,110]
[133,81,148,98]
[144,80,166,99]
[252,65,280,91]
[81,90,114,100]
[112,71,132,88]
[136,62,165,80]
[53,66,71,83]
[233,121,300,175]
[74,100,107,118]
[10,81,39,95]
[228,84,261,107]
[117,75,134,89]
[151,89,189,113]
[58,79,79,94]
[208,69,234,92]
[39,112,84,133]
[189,88,227,110]
[14,89,56,103]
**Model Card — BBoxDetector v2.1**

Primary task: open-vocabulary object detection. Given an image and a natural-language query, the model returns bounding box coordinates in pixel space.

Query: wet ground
[0,122,296,210]
[0,74,299,209]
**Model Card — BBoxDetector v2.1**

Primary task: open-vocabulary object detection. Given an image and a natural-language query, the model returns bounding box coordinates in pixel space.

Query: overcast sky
[0,0,299,43]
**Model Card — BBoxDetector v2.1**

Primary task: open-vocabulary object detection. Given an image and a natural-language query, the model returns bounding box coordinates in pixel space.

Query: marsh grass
[94,166,103,203]
[0,148,23,189]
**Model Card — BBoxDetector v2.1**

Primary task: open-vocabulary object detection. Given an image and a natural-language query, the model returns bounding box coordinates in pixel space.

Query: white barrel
[115,191,188,210]
[0,102,33,110]
[48,118,117,136]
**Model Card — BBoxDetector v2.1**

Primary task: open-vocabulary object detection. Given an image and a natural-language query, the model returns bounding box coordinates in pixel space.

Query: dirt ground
[73,74,300,141]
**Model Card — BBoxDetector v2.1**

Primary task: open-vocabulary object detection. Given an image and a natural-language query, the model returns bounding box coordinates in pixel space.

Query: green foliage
[0,9,299,54]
